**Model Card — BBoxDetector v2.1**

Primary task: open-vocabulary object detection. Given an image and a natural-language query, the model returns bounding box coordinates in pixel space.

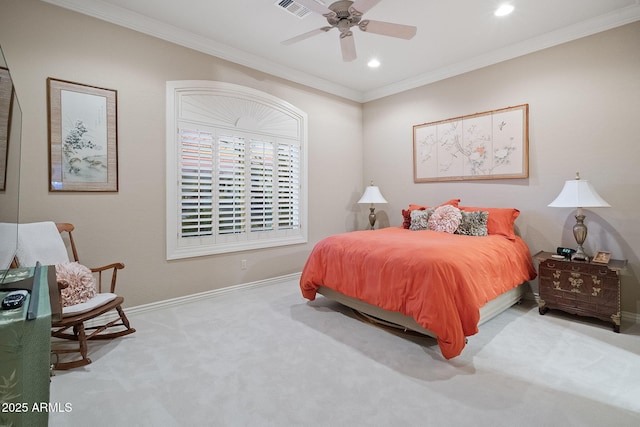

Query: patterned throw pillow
[427,205,462,233]
[459,206,520,240]
[409,208,434,230]
[455,210,489,236]
[55,262,97,307]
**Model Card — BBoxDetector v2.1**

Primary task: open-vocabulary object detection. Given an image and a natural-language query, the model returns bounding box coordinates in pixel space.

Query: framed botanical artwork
[0,67,13,191]
[47,78,118,191]
[413,104,529,182]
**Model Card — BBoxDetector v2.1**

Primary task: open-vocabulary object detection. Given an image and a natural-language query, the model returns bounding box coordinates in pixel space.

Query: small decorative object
[358,181,388,230]
[548,172,610,261]
[48,78,118,191]
[556,246,576,260]
[0,67,13,191]
[592,251,611,265]
[413,104,528,182]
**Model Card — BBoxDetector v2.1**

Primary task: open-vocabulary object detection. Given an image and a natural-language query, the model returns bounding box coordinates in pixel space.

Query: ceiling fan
[281,0,417,62]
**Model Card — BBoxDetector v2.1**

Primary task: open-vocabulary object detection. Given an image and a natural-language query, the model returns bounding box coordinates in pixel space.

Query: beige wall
[363,22,640,316]
[0,0,363,306]
[2,0,639,318]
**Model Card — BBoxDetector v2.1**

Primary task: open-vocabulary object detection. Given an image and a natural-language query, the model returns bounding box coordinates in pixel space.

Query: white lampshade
[358,185,388,204]
[548,173,610,208]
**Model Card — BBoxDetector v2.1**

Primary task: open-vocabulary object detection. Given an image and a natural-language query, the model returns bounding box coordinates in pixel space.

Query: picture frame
[47,78,118,192]
[591,251,611,265]
[0,67,14,191]
[413,104,529,182]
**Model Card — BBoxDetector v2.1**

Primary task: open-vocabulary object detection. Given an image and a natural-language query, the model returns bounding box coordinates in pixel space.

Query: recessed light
[494,4,514,17]
[368,58,381,68]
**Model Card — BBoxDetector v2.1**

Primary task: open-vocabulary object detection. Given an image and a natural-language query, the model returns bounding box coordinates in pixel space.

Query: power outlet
[241,259,247,270]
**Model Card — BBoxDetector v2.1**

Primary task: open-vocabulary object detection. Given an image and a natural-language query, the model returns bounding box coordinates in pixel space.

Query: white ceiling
[43,0,640,102]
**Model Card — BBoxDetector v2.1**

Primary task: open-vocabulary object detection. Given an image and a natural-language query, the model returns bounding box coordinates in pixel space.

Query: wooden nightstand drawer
[534,251,626,332]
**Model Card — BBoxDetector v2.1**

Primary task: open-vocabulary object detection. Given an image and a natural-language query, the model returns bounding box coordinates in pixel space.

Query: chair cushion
[17,221,70,266]
[62,293,118,317]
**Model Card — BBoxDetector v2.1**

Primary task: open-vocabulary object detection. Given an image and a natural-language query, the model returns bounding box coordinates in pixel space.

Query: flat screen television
[0,43,23,283]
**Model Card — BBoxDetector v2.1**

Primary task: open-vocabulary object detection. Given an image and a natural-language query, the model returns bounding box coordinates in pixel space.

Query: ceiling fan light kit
[282,0,417,62]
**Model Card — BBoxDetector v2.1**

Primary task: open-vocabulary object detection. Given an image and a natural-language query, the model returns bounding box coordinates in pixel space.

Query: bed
[300,202,537,359]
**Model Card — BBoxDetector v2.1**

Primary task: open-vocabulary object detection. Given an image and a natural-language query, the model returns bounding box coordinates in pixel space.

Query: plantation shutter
[249,140,275,233]
[179,129,213,238]
[277,143,301,230]
[218,135,246,235]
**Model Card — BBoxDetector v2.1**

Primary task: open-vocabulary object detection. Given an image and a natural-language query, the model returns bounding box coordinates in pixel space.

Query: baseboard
[85,272,302,328]
[622,311,640,324]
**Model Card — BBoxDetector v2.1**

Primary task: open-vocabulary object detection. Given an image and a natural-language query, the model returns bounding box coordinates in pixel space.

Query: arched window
[166,81,307,259]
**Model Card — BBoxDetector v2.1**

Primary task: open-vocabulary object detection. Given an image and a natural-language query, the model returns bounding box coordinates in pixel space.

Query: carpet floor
[49,278,640,426]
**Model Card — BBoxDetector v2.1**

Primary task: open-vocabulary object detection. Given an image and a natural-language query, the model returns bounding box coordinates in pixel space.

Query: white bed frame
[316,282,527,338]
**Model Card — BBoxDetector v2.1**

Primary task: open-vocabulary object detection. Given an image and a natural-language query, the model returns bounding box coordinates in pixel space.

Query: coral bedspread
[300,227,536,359]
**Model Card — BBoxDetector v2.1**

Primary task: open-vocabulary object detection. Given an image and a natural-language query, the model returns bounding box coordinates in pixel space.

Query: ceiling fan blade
[359,19,417,40]
[291,0,333,16]
[282,27,332,45]
[350,0,381,15]
[340,33,357,62]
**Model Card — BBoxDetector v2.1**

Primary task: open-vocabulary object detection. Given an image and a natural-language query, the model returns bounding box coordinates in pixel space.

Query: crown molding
[363,2,640,102]
[42,1,640,104]
[41,0,364,102]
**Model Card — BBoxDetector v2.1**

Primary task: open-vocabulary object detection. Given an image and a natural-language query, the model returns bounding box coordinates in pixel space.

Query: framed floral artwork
[413,104,529,182]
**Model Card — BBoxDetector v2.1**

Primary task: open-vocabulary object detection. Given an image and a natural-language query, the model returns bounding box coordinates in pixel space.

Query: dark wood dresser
[534,251,627,332]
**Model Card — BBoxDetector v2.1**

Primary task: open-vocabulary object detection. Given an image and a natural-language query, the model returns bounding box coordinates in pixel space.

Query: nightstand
[533,251,627,332]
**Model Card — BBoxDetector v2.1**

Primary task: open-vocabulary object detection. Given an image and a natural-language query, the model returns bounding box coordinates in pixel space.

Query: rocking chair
[15,221,135,370]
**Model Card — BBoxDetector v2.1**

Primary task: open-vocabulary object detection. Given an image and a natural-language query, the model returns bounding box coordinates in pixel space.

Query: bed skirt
[316,282,527,338]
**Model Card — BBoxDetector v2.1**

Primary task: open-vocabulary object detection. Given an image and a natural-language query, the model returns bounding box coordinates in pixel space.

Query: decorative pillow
[455,210,489,236]
[409,208,434,230]
[427,205,462,233]
[403,199,460,228]
[55,262,97,307]
[408,204,427,211]
[459,206,520,240]
[401,209,412,229]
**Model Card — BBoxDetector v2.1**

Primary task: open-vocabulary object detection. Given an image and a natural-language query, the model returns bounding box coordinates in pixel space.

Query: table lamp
[548,172,610,261]
[358,182,388,230]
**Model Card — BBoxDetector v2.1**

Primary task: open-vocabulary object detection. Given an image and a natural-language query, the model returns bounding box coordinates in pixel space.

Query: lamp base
[368,206,377,230]
[572,213,589,261]
[571,246,588,261]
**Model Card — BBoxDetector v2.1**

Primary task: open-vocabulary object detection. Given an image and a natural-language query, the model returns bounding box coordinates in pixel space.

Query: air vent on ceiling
[274,0,314,19]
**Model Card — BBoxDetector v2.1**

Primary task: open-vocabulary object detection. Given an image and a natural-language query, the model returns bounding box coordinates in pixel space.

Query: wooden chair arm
[89,263,125,293]
[90,262,125,273]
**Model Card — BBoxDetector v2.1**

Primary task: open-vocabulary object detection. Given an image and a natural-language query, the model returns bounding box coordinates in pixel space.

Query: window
[166,81,307,259]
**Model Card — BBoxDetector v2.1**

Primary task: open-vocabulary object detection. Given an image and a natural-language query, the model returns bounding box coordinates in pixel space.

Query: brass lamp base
[368,206,377,230]
[572,212,588,261]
